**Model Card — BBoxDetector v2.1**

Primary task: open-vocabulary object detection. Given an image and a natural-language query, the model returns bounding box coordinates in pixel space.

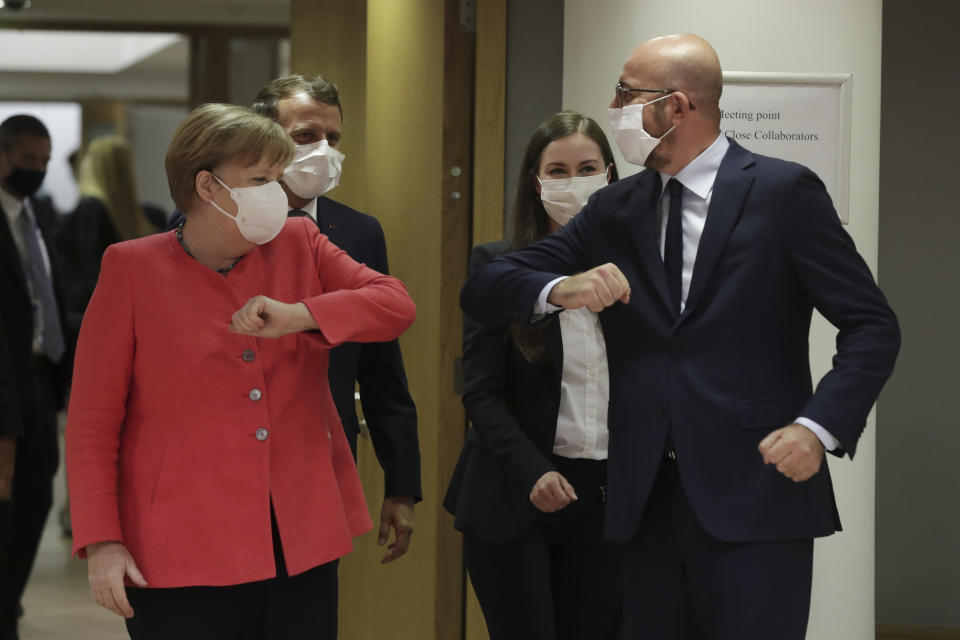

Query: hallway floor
[17,437,127,640]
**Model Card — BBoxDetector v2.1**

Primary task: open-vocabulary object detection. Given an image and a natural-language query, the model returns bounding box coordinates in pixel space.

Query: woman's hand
[529,471,578,513]
[229,296,318,338]
[86,541,147,618]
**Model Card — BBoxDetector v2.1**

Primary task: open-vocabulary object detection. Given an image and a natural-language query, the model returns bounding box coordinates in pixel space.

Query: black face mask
[4,166,46,198]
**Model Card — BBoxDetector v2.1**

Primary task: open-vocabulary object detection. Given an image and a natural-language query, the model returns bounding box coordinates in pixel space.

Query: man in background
[0,114,69,640]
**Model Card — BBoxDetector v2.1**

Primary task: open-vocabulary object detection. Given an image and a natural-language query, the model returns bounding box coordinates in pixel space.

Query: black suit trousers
[622,458,814,640]
[464,456,622,640]
[125,508,338,640]
[0,360,59,629]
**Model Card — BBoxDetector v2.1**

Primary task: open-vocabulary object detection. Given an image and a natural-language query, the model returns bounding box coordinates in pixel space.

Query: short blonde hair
[165,103,294,213]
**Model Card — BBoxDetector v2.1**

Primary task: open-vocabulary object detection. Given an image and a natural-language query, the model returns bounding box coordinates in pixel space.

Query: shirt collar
[658,133,729,199]
[300,197,318,220]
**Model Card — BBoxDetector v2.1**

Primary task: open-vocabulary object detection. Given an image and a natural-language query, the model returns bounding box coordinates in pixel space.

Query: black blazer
[0,195,69,439]
[168,197,422,500]
[303,197,421,500]
[461,140,900,543]
[56,196,121,341]
[444,241,566,543]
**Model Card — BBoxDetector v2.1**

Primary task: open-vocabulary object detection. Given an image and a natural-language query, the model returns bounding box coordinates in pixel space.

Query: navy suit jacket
[460,140,900,543]
[444,241,564,543]
[169,196,421,500]
[0,195,70,439]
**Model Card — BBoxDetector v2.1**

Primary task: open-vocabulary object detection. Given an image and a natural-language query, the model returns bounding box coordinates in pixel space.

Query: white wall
[562,1,883,638]
[126,103,189,217]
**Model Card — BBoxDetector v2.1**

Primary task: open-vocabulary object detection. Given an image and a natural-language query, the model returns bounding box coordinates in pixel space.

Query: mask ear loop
[205,171,239,219]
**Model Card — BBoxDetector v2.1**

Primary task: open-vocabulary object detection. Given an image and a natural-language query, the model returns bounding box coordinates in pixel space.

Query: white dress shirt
[1,186,52,275]
[554,307,610,460]
[537,134,839,451]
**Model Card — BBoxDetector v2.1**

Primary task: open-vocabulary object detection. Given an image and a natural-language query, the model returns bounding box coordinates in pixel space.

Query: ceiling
[0,0,290,27]
[0,0,289,102]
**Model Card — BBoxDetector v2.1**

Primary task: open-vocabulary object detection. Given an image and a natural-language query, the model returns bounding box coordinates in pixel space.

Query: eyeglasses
[614,82,673,108]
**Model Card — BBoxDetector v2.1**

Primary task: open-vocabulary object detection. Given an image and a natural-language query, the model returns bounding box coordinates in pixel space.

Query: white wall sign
[720,72,852,223]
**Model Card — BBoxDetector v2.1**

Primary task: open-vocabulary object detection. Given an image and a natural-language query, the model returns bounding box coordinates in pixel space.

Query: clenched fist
[758,424,825,483]
[547,263,630,312]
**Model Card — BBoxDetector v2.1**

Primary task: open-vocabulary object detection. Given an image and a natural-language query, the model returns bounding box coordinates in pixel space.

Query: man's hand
[529,471,578,513]
[0,436,15,501]
[86,541,148,618]
[759,423,826,482]
[229,296,318,338]
[546,263,630,312]
[378,496,415,564]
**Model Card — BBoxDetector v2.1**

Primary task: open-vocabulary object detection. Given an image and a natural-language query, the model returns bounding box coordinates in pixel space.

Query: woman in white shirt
[444,112,622,640]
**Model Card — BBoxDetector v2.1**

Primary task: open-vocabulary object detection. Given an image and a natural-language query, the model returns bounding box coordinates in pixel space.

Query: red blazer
[66,217,416,588]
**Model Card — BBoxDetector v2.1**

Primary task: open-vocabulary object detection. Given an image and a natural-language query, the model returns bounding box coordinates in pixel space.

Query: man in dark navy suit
[256,75,422,564]
[170,76,421,563]
[460,35,899,639]
[0,115,69,640]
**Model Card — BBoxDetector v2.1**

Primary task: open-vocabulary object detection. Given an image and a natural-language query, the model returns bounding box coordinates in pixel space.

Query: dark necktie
[663,178,684,315]
[18,205,65,362]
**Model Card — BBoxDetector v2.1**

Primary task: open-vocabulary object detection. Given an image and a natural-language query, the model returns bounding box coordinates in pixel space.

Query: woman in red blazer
[65,103,416,640]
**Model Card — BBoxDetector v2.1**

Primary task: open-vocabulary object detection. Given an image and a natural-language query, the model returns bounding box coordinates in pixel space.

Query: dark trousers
[0,362,59,638]
[125,506,338,640]
[465,456,622,640]
[623,457,814,640]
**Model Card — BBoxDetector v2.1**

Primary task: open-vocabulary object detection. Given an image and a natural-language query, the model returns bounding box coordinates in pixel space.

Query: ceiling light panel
[0,30,182,73]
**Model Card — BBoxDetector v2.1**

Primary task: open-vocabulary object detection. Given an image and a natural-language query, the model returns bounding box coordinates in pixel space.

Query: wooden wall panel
[291,1,472,638]
[289,0,367,213]
[471,0,507,248]
[466,3,506,636]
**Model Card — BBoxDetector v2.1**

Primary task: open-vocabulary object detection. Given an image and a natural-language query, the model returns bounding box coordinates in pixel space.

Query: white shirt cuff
[533,276,568,320]
[795,416,840,452]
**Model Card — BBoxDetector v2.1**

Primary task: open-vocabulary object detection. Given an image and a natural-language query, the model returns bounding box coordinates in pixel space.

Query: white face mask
[607,92,675,166]
[282,139,345,199]
[209,174,289,245]
[538,172,609,226]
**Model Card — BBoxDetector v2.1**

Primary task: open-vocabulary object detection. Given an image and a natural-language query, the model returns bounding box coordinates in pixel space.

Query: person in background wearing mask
[0,114,69,640]
[460,34,901,639]
[444,112,622,640]
[170,75,421,564]
[66,103,416,639]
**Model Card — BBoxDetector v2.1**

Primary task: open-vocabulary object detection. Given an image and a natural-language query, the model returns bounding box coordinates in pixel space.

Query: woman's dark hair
[506,111,619,361]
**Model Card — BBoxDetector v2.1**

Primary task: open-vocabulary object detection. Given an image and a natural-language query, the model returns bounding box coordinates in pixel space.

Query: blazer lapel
[679,141,755,324]
[628,169,675,317]
[0,203,28,297]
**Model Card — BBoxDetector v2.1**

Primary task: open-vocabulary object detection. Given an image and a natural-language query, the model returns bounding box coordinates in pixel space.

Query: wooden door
[290,1,476,638]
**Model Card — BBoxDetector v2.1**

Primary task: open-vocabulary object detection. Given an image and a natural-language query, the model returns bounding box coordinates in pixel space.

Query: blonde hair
[77,135,154,241]
[165,103,294,213]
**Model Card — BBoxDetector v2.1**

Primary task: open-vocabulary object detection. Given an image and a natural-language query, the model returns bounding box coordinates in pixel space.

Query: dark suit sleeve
[353,218,422,501]
[788,168,901,457]
[461,243,555,493]
[0,319,24,439]
[459,196,597,325]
